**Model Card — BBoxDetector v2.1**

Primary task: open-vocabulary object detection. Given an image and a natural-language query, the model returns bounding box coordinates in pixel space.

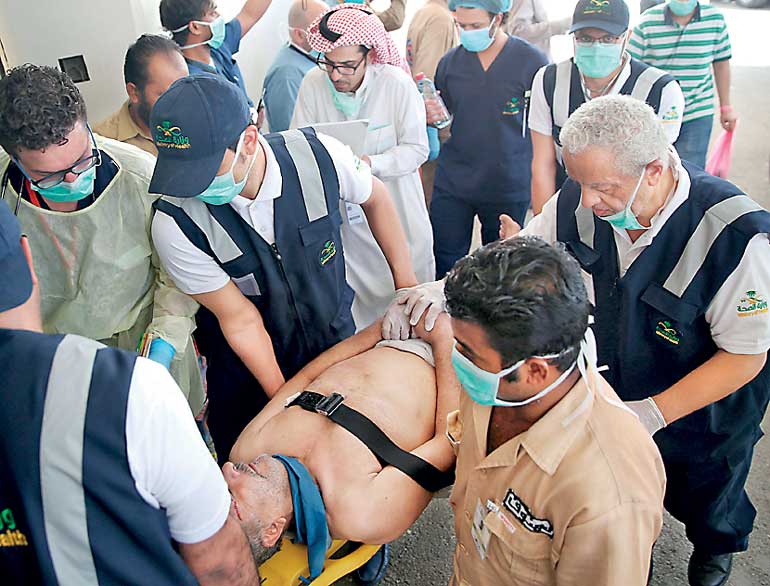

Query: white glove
[381,289,413,341]
[625,397,667,435]
[401,280,447,332]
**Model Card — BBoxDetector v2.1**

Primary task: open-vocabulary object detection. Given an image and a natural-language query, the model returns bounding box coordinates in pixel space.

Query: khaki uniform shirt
[448,372,666,586]
[406,0,457,80]
[94,101,156,156]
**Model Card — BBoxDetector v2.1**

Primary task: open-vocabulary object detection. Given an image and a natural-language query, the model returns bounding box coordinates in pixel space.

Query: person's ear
[188,20,206,37]
[242,125,260,157]
[126,82,141,106]
[20,236,38,287]
[645,160,665,187]
[523,358,550,387]
[261,516,288,548]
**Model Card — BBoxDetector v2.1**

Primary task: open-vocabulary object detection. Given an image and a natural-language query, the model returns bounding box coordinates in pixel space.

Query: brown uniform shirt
[406,0,457,81]
[94,101,156,156]
[448,371,666,586]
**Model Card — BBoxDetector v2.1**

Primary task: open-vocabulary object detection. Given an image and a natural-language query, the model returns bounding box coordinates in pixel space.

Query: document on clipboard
[309,119,369,157]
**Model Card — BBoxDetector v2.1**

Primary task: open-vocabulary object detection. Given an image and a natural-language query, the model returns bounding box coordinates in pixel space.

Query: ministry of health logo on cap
[583,0,611,15]
[155,120,191,150]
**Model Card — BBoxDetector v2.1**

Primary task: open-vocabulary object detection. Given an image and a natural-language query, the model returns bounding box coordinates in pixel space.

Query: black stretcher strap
[288,391,454,492]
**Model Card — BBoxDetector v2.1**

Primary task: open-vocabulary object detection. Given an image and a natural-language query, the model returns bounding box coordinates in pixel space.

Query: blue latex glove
[427,126,440,162]
[147,338,176,370]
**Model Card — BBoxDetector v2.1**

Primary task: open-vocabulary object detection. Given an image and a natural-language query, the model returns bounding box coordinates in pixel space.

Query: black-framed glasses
[574,33,623,46]
[18,126,101,190]
[316,53,368,76]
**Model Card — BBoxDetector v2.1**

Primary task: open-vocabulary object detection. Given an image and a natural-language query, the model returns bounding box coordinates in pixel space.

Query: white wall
[0,0,291,123]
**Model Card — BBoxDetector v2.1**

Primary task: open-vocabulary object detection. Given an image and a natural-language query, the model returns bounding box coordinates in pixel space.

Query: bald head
[289,0,328,51]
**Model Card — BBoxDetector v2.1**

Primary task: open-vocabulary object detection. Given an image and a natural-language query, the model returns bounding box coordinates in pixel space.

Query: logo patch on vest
[503,97,521,116]
[655,320,680,345]
[155,121,191,150]
[662,105,679,122]
[502,489,554,538]
[320,240,337,266]
[0,508,29,549]
[737,290,768,317]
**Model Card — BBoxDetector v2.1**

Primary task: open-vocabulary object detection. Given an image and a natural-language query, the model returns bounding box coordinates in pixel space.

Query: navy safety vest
[154,128,355,378]
[0,330,196,585]
[555,164,770,453]
[542,57,676,187]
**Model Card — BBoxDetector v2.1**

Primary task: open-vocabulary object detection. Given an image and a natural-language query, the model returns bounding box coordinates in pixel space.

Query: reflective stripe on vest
[40,335,103,586]
[630,65,669,105]
[575,202,595,250]
[161,130,330,261]
[663,195,764,297]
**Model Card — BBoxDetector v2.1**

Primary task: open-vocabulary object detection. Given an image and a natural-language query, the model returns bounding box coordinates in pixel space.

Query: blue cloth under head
[272,455,332,582]
[448,0,513,14]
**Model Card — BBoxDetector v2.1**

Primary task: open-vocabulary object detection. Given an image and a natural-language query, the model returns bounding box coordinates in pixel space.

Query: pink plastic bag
[705,128,735,178]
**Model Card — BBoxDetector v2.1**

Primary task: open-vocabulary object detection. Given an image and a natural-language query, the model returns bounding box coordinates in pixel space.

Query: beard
[135,93,153,128]
[249,533,283,566]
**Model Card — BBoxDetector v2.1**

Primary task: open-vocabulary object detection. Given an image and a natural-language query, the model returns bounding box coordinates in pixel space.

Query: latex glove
[382,289,413,341]
[147,338,176,370]
[400,280,446,332]
[626,397,667,435]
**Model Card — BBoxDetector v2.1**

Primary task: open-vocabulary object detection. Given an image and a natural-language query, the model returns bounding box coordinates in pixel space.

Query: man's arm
[193,281,285,397]
[180,517,260,586]
[230,321,384,461]
[361,177,418,290]
[713,59,737,131]
[236,0,272,36]
[530,131,558,215]
[652,350,766,425]
[376,0,406,32]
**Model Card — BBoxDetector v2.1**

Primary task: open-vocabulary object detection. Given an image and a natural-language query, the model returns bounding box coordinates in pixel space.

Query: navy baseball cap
[570,0,630,36]
[149,73,251,197]
[0,204,33,312]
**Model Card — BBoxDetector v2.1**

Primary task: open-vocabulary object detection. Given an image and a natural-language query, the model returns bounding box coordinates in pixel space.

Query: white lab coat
[292,64,435,329]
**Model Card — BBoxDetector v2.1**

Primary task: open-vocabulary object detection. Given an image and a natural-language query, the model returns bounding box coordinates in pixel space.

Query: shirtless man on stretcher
[225,315,459,570]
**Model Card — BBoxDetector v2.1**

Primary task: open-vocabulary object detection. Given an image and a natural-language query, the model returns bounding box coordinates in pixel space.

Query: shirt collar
[471,374,595,475]
[230,134,282,210]
[116,101,151,143]
[664,2,702,25]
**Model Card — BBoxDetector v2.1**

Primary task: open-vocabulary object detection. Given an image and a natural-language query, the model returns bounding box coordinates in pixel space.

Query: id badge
[345,202,365,225]
[470,499,491,560]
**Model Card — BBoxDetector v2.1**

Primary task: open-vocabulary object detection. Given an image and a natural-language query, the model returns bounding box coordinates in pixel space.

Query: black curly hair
[445,237,589,380]
[0,64,87,157]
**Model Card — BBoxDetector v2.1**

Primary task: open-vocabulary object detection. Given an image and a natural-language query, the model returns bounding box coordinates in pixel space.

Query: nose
[221,461,239,481]
[580,188,601,209]
[63,171,80,184]
[329,69,342,83]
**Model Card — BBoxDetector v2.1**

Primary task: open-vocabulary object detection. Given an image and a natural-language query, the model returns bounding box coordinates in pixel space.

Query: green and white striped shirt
[629,3,731,122]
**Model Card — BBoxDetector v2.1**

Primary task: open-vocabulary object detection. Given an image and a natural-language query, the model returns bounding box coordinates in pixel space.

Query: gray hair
[559,95,670,178]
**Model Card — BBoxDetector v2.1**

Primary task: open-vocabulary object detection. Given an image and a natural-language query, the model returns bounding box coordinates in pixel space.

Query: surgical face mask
[451,343,577,408]
[175,16,226,50]
[325,76,364,117]
[574,39,625,79]
[29,165,97,203]
[595,168,648,230]
[197,133,256,206]
[668,0,698,16]
[459,22,496,53]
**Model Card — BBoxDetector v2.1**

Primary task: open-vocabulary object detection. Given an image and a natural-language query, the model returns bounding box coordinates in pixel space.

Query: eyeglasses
[21,126,101,190]
[574,33,623,46]
[316,54,367,76]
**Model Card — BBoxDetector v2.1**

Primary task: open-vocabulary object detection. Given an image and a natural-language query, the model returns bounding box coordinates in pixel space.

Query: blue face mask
[668,0,698,16]
[197,133,255,206]
[451,343,576,408]
[325,76,364,118]
[595,168,648,230]
[29,165,97,203]
[176,16,226,50]
[574,40,625,79]
[459,22,496,53]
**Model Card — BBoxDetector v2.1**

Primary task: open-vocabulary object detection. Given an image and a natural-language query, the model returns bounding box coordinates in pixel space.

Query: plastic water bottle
[415,72,452,130]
